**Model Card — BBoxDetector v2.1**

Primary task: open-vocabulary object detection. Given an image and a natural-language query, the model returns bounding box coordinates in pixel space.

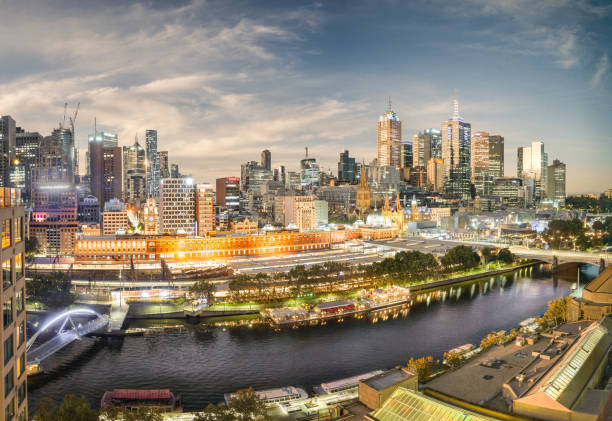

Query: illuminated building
[546,159,566,205]
[86,131,118,177]
[517,141,547,202]
[441,99,471,199]
[412,132,430,167]
[273,165,286,185]
[215,177,240,215]
[377,98,401,167]
[260,149,271,171]
[195,184,214,236]
[52,127,76,183]
[77,195,100,224]
[492,177,523,207]
[381,193,404,231]
[214,205,229,231]
[0,188,27,421]
[145,130,160,199]
[424,128,442,159]
[356,163,371,215]
[32,135,71,187]
[409,166,426,188]
[123,138,147,207]
[0,116,16,188]
[426,158,444,192]
[74,226,397,262]
[300,149,319,191]
[80,224,101,236]
[15,129,42,205]
[159,178,196,234]
[285,171,301,190]
[102,199,128,236]
[283,195,316,231]
[241,161,272,193]
[338,150,356,183]
[471,131,504,196]
[90,137,122,206]
[231,218,258,235]
[142,198,159,235]
[158,151,169,178]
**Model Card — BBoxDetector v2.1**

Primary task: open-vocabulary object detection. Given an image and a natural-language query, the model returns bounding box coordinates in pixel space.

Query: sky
[0,0,610,194]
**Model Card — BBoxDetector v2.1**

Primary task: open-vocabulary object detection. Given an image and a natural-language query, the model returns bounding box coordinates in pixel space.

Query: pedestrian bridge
[26,307,109,364]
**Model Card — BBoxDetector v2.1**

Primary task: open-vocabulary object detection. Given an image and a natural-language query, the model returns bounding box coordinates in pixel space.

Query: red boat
[101,389,182,412]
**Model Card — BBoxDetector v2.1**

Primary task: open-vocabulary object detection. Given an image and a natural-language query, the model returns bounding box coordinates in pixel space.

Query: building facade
[546,159,566,205]
[0,117,16,189]
[123,139,147,206]
[159,178,196,235]
[0,189,27,421]
[338,150,356,183]
[412,132,430,167]
[377,99,402,167]
[426,158,444,192]
[102,199,128,236]
[517,141,547,202]
[195,184,214,236]
[441,100,472,199]
[260,149,271,171]
[145,130,160,199]
[215,177,240,215]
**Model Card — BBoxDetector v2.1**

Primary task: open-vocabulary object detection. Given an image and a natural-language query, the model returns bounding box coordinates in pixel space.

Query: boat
[224,386,308,407]
[316,370,384,395]
[100,389,182,412]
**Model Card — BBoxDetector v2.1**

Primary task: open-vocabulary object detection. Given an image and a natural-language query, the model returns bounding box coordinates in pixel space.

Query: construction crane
[69,102,80,137]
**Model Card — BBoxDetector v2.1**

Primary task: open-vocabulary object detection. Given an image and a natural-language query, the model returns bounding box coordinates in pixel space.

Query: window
[4,368,13,397]
[15,290,23,315]
[16,353,24,379]
[14,218,22,243]
[2,219,11,248]
[3,299,12,328]
[3,335,12,366]
[2,259,12,290]
[17,322,24,349]
[14,255,23,281]
[17,383,25,406]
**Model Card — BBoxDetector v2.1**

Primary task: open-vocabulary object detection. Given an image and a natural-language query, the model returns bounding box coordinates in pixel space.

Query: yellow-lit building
[142,198,159,235]
[356,164,371,216]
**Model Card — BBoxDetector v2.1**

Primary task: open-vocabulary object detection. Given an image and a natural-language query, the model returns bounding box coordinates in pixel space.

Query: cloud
[591,53,609,87]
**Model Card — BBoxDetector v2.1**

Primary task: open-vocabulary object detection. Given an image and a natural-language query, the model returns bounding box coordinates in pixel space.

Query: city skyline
[0,1,610,194]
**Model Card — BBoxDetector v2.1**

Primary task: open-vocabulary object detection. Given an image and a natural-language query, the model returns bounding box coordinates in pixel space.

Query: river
[27,264,593,411]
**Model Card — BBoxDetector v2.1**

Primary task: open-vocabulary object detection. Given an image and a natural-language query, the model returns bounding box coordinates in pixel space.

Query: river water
[28,265,591,411]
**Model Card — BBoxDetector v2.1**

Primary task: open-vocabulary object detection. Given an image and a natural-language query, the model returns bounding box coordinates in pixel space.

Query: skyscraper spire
[453,98,459,120]
[386,96,393,113]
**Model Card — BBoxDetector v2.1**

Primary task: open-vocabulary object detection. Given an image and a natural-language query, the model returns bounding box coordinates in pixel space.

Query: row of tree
[190,246,515,304]
[33,389,270,421]
[543,217,611,251]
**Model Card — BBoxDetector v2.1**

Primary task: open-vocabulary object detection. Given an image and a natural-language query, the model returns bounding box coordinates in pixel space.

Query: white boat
[318,370,384,394]
[224,386,308,406]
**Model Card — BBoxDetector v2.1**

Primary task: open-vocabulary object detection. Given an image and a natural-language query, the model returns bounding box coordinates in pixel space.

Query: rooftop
[584,266,612,295]
[362,368,416,391]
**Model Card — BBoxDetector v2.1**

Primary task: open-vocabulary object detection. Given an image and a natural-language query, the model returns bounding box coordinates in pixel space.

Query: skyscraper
[52,127,75,183]
[427,158,444,192]
[0,189,28,421]
[471,131,504,196]
[547,159,566,205]
[89,141,122,206]
[195,183,214,236]
[87,132,118,177]
[441,99,472,199]
[260,149,271,171]
[0,116,16,188]
[300,149,319,190]
[14,129,42,204]
[216,177,240,215]
[123,138,147,206]
[158,151,169,178]
[159,177,196,234]
[338,150,356,183]
[377,98,402,167]
[517,141,548,202]
[145,130,160,198]
[412,132,430,167]
[424,128,442,159]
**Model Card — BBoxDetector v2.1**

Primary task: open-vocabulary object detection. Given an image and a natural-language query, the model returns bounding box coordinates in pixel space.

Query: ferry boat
[224,386,308,407]
[100,389,182,412]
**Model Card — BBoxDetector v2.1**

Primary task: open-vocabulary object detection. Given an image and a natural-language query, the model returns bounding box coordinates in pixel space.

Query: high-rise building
[0,116,16,188]
[356,163,371,215]
[424,128,442,159]
[241,161,273,192]
[215,177,240,215]
[145,130,160,199]
[517,141,548,202]
[90,141,122,207]
[300,148,319,191]
[493,177,523,207]
[273,166,286,185]
[260,149,271,171]
[338,150,356,183]
[412,132,430,167]
[426,158,444,192]
[123,139,147,206]
[314,200,328,226]
[159,178,196,234]
[87,132,118,177]
[31,135,72,188]
[400,141,413,171]
[77,195,100,224]
[377,98,401,167]
[14,129,42,205]
[52,127,75,183]
[158,151,169,178]
[547,159,566,205]
[0,189,27,421]
[471,131,504,196]
[441,99,472,199]
[195,184,214,236]
[283,195,316,231]
[170,163,180,178]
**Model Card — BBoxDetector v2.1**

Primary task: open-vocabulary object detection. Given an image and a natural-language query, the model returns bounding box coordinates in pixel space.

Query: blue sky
[0,0,610,193]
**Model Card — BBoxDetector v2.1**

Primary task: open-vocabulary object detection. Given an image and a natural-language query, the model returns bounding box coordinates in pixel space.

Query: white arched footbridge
[27,307,109,365]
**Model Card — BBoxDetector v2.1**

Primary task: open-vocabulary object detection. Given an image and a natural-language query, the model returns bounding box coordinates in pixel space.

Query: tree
[407,356,435,379]
[195,388,271,421]
[480,247,494,264]
[27,271,76,309]
[441,246,480,271]
[34,395,98,421]
[25,235,40,262]
[443,351,463,368]
[189,280,216,306]
[542,297,567,327]
[497,248,514,264]
[101,407,163,421]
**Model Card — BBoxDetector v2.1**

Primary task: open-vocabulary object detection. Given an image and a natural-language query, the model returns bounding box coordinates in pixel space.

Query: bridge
[26,308,109,365]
